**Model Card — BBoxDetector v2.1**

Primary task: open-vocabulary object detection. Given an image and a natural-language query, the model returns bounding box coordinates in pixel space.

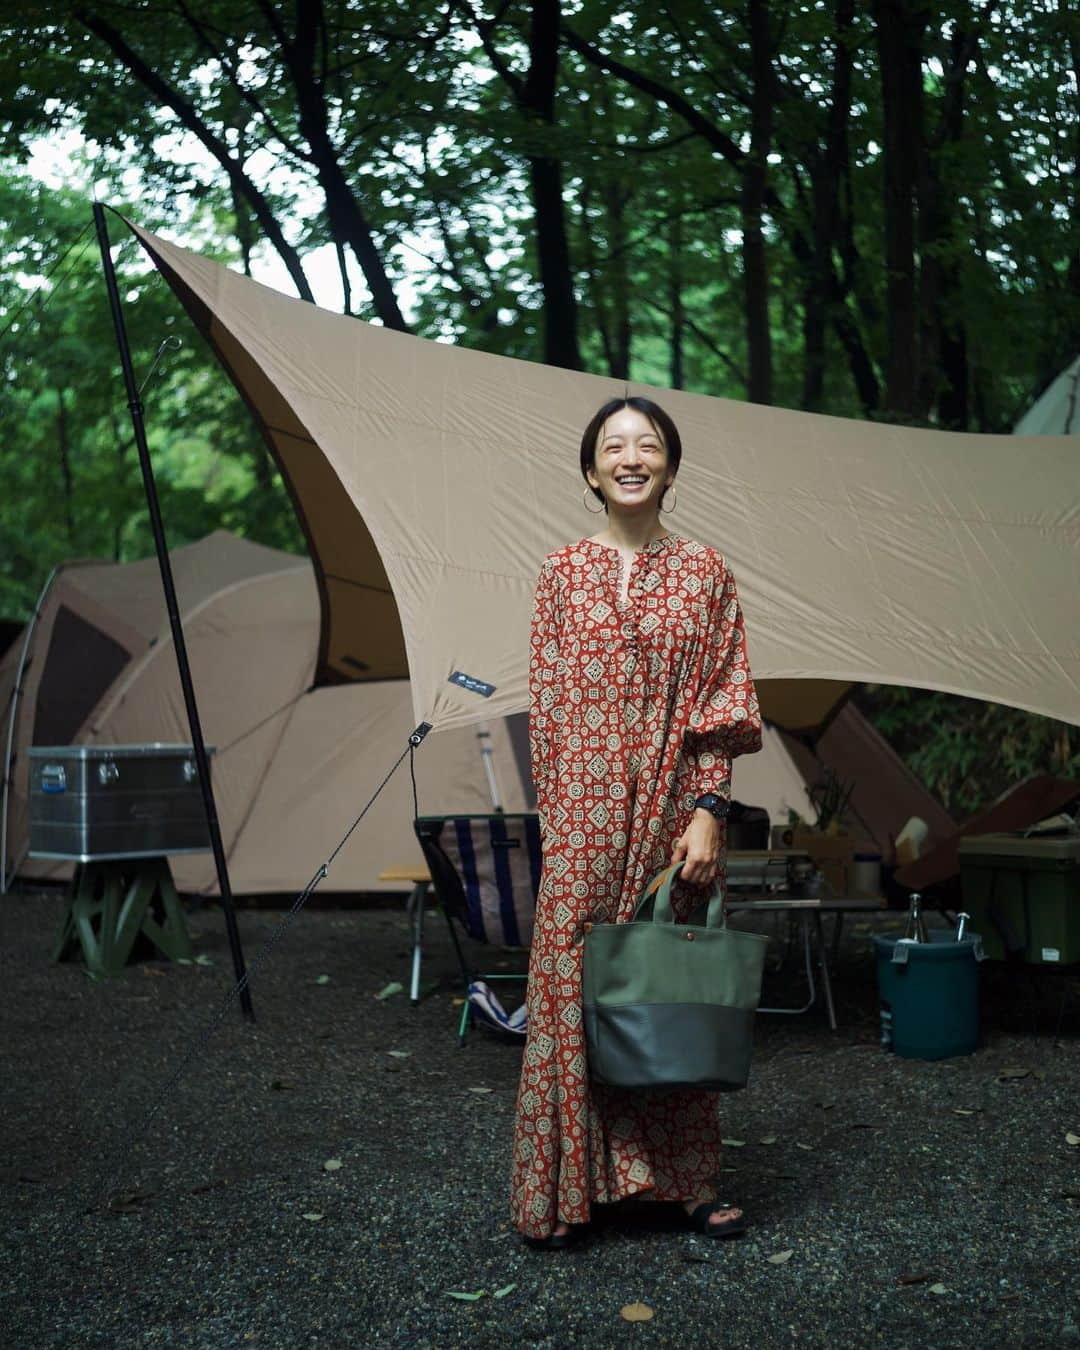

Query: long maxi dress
[511,535,763,1239]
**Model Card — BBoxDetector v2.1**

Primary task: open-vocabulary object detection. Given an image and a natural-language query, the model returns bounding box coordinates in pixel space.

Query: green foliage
[857,685,1080,818]
[0,1,1074,805]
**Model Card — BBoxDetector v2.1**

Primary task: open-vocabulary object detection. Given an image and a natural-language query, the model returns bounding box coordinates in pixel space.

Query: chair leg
[408,882,427,1005]
[458,998,472,1047]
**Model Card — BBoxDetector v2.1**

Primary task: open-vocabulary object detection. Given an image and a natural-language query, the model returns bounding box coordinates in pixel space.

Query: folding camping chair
[413,813,540,1044]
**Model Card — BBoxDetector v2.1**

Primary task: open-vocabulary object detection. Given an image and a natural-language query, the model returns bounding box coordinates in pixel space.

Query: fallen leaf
[620,1302,654,1323]
[269,1079,294,1091]
[997,1067,1030,1081]
[387,1050,411,1059]
[720,1166,739,1173]
[451,997,466,1007]
[194,954,214,967]
[175,957,193,966]
[467,1086,494,1095]
[323,1158,343,1172]
[493,1283,517,1299]
[928,1283,947,1296]
[375,981,404,1000]
[767,1250,794,1265]
[140,966,166,977]
[1066,1132,1080,1146]
[759,1135,778,1145]
[315,974,331,986]
[952,1108,978,1116]
[302,1212,324,1222]
[446,1290,486,1302]
[795,1142,814,1151]
[721,1137,745,1147]
[897,1271,933,1286]
[682,1251,711,1264]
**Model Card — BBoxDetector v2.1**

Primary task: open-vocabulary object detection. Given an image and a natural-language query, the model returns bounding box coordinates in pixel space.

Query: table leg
[813,910,838,1031]
[758,913,816,1016]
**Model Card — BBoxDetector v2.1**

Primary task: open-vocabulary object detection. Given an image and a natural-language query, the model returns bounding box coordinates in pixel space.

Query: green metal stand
[52,857,193,977]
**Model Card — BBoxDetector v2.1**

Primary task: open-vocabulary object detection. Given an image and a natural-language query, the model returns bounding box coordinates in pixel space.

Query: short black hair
[580,396,683,508]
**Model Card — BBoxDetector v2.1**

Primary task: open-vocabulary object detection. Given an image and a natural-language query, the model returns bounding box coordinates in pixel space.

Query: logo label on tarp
[449,670,496,698]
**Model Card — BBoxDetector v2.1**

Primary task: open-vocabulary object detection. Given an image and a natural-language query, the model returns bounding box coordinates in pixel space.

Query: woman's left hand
[672,809,722,886]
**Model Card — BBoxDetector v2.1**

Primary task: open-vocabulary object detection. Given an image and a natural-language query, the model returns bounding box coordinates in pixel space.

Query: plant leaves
[446,1290,486,1302]
[375,981,403,1000]
[323,1158,343,1172]
[493,1283,517,1299]
[620,1302,654,1322]
[767,1250,794,1265]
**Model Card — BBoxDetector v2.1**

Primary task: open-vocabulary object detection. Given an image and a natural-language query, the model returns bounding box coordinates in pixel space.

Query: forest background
[0,0,1077,819]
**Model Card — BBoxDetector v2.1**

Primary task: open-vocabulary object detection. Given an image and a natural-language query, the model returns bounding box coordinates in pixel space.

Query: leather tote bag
[582,861,769,1091]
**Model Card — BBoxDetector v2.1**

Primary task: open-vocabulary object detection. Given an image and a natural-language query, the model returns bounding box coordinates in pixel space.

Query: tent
[0,532,529,895]
[1014,357,1080,435]
[123,223,1079,739]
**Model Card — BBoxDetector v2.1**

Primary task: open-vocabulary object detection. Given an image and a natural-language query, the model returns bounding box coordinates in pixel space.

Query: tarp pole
[93,203,254,1022]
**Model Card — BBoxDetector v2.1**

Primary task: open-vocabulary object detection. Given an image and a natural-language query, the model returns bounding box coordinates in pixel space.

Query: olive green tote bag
[582,861,769,1091]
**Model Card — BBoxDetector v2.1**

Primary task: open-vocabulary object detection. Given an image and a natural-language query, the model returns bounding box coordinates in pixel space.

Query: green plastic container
[958,833,1080,965]
[875,931,982,1060]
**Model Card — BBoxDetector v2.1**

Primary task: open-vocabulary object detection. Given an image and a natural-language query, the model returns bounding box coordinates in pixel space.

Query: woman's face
[586,407,674,515]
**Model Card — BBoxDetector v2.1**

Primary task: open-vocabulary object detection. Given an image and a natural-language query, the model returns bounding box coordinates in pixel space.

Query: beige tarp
[129,223,1080,732]
[1,533,528,894]
[2,530,955,892]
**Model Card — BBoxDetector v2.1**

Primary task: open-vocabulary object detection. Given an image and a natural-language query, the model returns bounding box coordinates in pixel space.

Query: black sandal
[687,1200,747,1239]
[524,1224,589,1251]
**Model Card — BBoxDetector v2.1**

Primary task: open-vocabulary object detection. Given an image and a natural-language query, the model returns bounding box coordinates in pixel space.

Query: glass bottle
[902,891,928,943]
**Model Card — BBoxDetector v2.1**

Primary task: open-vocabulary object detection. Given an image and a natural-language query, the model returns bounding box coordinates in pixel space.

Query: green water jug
[875,931,983,1060]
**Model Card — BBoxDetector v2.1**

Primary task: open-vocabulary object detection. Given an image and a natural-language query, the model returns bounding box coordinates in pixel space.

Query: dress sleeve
[528,557,563,831]
[683,557,763,800]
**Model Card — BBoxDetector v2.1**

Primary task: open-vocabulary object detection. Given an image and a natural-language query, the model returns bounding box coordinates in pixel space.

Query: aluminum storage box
[958,832,1080,964]
[28,744,214,862]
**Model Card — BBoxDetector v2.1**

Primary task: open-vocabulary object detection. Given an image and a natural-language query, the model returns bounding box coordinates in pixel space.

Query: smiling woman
[511,395,763,1249]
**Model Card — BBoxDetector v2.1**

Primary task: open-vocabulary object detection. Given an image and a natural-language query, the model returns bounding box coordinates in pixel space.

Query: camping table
[380,861,888,1026]
[377,865,433,1004]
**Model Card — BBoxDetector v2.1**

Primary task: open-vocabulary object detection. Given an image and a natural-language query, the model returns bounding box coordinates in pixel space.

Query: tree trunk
[520,0,582,369]
[668,213,685,390]
[56,387,75,544]
[801,0,855,413]
[872,0,928,418]
[742,0,774,404]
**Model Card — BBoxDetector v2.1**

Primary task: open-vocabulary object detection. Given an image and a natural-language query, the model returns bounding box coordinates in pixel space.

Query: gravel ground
[1,885,1078,1349]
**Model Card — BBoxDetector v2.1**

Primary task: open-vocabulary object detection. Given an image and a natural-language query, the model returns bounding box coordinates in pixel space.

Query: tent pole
[92,203,254,1022]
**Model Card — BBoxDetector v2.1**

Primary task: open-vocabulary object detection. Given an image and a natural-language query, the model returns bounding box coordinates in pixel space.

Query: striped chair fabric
[415,813,541,949]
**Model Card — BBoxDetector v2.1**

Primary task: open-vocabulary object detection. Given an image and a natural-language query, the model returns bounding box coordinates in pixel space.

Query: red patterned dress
[510,534,762,1239]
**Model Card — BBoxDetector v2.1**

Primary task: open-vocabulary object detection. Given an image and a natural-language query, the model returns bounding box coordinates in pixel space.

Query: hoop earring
[660,485,677,514]
[583,486,605,514]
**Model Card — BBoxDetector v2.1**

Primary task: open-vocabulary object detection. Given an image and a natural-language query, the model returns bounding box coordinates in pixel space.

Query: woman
[511,395,762,1249]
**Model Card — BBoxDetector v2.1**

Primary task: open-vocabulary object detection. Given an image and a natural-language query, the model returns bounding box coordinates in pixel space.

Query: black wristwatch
[694,792,730,821]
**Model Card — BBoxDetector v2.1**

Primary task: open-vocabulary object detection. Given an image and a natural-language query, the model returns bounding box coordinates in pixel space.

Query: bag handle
[637,860,725,928]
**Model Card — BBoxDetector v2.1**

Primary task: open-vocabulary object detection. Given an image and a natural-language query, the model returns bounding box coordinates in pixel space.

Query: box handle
[97,760,119,787]
[41,764,67,794]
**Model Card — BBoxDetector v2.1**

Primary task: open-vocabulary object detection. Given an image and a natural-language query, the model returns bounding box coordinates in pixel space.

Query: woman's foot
[683,1194,746,1239]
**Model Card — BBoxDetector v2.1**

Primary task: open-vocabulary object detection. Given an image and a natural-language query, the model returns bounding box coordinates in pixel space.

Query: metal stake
[93,203,254,1021]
